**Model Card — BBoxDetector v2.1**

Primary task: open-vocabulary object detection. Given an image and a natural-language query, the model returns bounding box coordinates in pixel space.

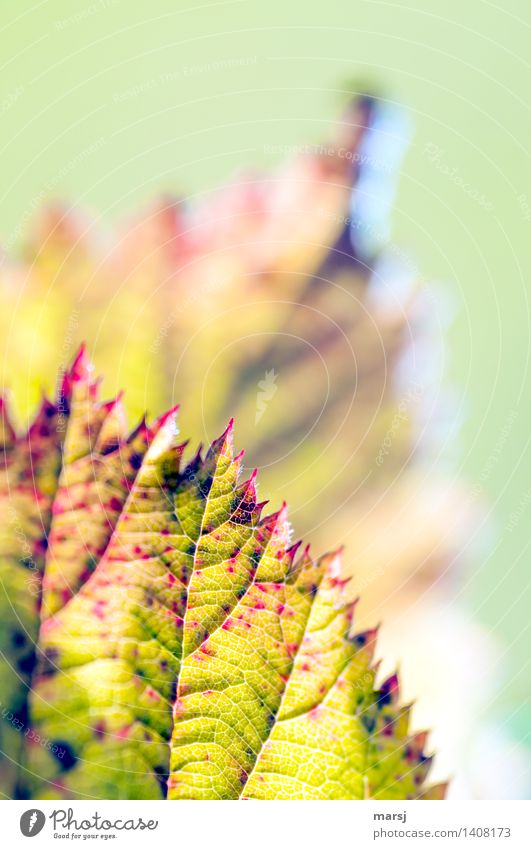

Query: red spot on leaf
[145,687,160,702]
[92,600,106,620]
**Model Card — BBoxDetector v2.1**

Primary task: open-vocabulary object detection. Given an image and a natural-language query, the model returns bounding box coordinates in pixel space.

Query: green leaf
[0,396,63,795]
[0,349,444,800]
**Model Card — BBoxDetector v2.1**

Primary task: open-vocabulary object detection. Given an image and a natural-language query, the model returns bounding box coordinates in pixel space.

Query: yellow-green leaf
[0,350,442,800]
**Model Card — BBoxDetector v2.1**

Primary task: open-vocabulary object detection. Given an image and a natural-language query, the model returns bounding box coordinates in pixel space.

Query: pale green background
[1,0,530,793]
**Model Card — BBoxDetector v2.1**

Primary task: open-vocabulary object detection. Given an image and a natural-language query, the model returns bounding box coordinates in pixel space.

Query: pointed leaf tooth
[91,375,103,401]
[151,403,180,434]
[144,406,180,463]
[94,392,127,453]
[233,469,258,525]
[285,539,303,579]
[303,550,353,630]
[379,672,400,707]
[100,392,124,413]
[182,442,203,479]
[290,543,319,590]
[257,505,286,531]
[351,625,379,659]
[254,498,269,519]
[60,343,92,401]
[206,417,234,461]
[70,342,89,379]
[253,502,292,582]
[385,703,413,739]
[411,753,434,787]
[277,499,289,522]
[59,348,110,464]
[237,466,258,494]
[287,539,302,558]
[412,730,429,752]
[127,413,151,445]
[164,439,190,479]
[344,597,358,632]
[298,542,312,566]
[322,547,350,589]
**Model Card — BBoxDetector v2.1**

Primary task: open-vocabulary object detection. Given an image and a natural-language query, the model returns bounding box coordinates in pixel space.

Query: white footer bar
[2,799,530,849]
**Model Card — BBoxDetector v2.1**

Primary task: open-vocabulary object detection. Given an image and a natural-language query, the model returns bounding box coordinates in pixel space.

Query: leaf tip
[70,342,90,379]
[152,403,180,433]
[379,672,400,706]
